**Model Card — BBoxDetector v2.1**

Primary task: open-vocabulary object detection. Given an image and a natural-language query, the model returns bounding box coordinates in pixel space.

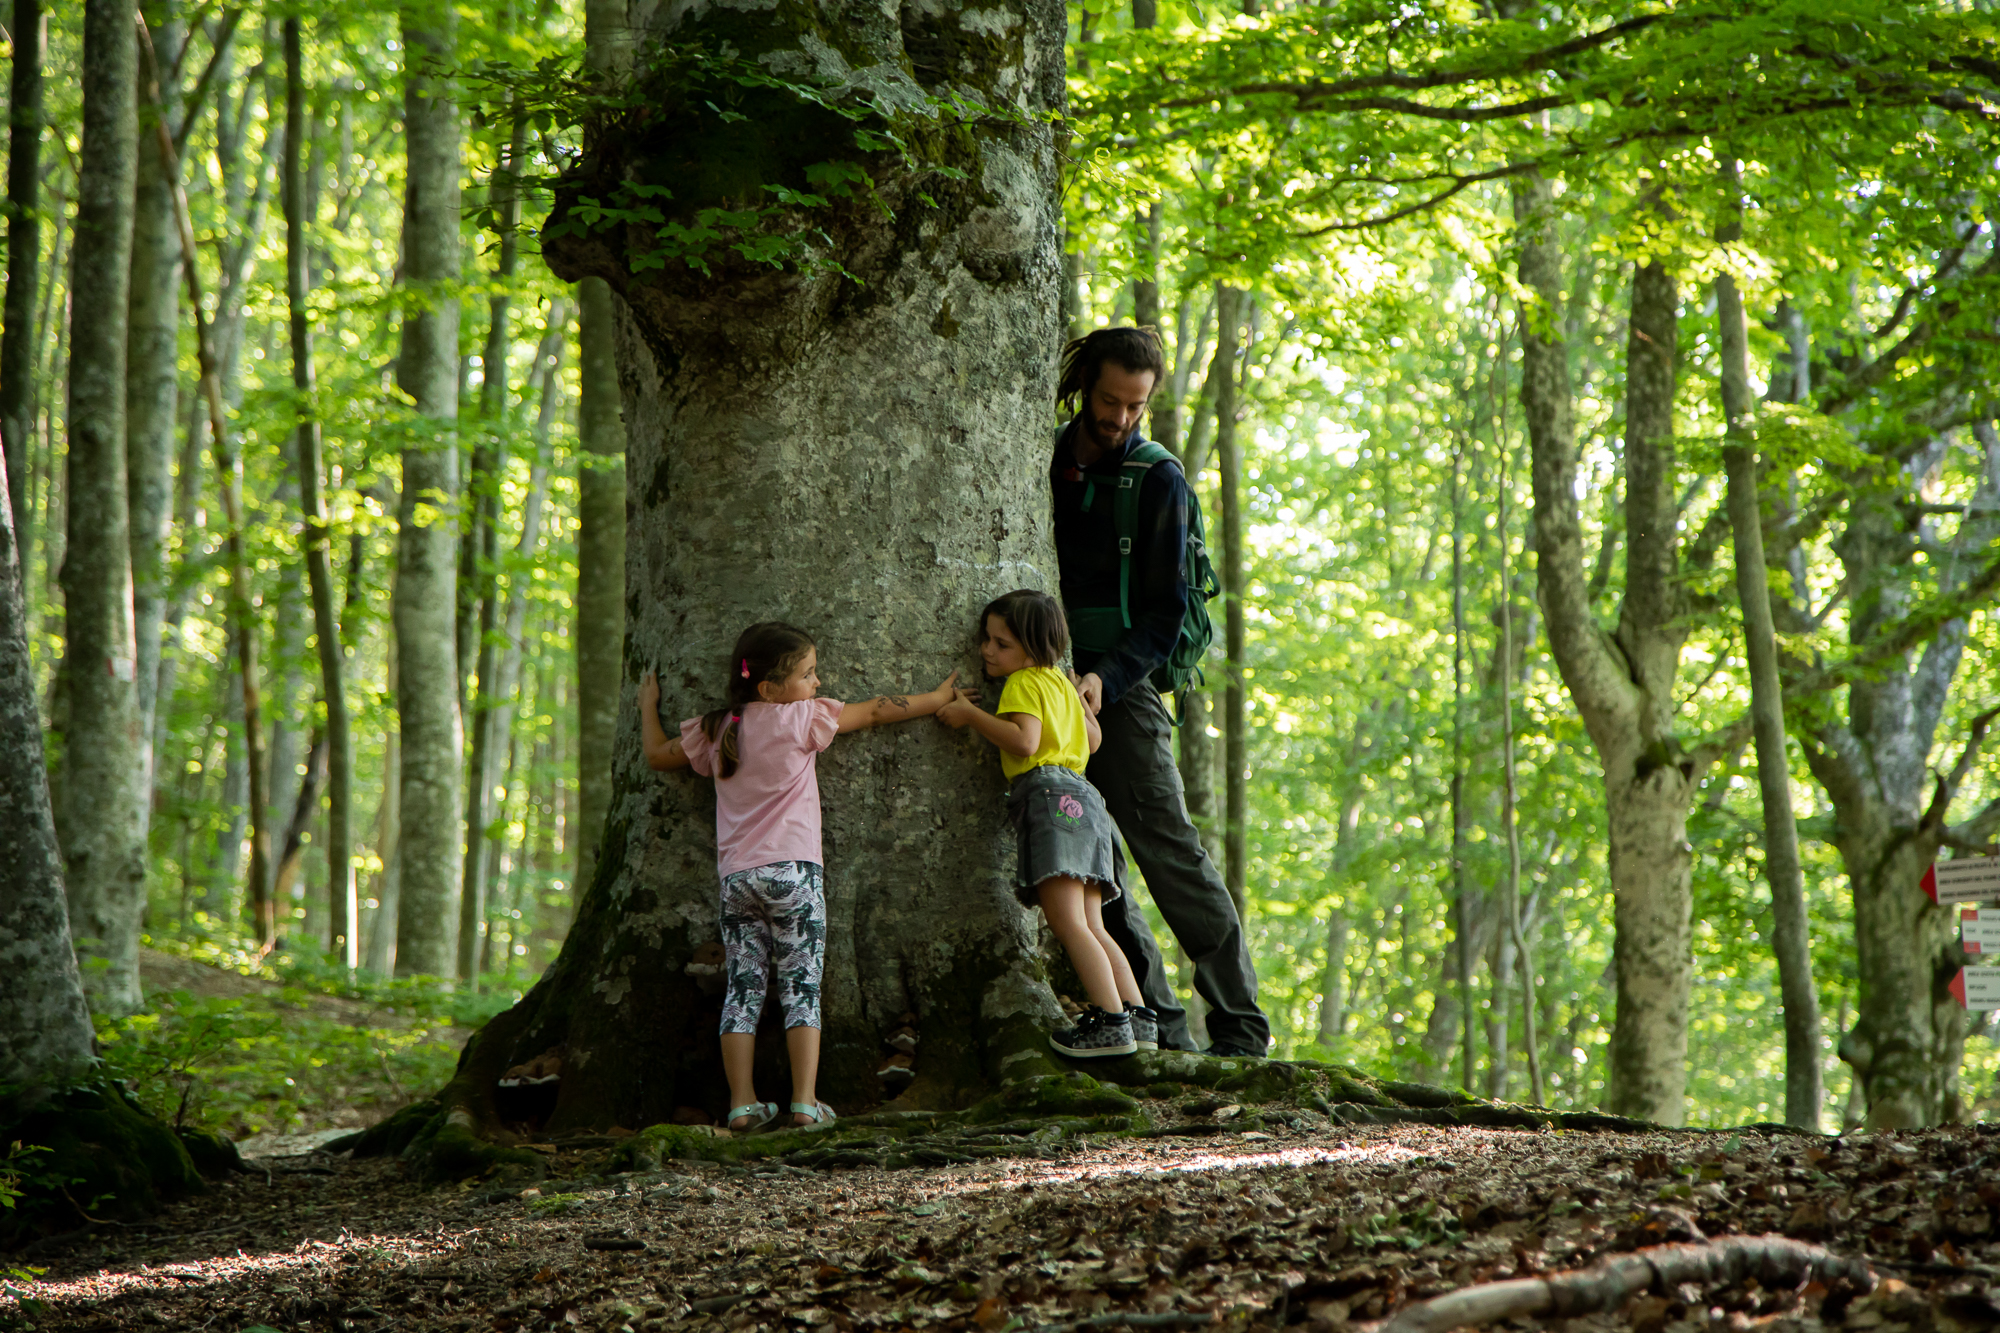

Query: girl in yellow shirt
[939,590,1153,1058]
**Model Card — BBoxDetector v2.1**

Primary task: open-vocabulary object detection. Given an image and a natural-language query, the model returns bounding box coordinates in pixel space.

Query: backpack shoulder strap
[1111,443,1180,629]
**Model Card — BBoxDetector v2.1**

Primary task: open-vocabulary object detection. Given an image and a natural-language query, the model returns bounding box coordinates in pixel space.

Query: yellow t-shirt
[995,666,1091,781]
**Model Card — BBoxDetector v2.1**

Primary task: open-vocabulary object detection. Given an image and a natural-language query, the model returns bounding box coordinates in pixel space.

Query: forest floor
[6,1104,1998,1333]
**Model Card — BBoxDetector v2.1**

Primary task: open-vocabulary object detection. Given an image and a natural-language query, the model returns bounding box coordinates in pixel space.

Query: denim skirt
[1005,764,1125,908]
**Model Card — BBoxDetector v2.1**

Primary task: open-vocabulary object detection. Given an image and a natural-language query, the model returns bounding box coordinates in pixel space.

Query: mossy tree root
[0,1081,219,1246]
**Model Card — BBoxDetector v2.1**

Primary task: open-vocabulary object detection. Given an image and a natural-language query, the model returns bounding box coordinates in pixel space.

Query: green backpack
[1066,441,1221,720]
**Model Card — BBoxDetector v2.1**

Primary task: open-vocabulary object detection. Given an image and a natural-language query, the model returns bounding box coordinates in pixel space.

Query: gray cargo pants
[1085,682,1270,1054]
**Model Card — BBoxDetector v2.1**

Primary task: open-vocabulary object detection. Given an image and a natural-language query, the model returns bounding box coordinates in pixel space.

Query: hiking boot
[1050,1005,1137,1059]
[1124,1003,1160,1051]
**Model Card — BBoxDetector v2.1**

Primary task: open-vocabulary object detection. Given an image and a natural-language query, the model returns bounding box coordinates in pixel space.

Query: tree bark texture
[398,0,1072,1139]
[572,0,629,925]
[2,0,41,555]
[574,276,625,926]
[1805,433,1995,1127]
[59,0,147,1017]
[1451,439,1473,1094]
[1214,285,1247,917]
[286,16,354,967]
[0,461,97,1113]
[392,0,463,978]
[128,4,183,864]
[1716,233,1822,1131]
[1512,173,1696,1125]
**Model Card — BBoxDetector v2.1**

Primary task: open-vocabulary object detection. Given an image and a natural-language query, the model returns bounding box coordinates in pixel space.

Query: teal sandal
[727,1101,779,1133]
[790,1101,837,1130]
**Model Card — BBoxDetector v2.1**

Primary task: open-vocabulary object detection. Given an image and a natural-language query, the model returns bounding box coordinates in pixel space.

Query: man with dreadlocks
[1046,326,1270,1058]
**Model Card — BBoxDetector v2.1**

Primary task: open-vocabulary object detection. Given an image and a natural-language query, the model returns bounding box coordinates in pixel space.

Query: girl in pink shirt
[638,622,958,1132]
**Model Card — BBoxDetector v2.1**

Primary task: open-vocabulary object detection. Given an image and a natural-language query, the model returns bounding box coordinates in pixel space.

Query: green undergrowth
[95,942,518,1141]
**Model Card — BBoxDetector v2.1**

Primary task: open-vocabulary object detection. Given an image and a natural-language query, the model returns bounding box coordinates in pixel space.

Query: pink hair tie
[729,713,741,723]
[739,658,751,679]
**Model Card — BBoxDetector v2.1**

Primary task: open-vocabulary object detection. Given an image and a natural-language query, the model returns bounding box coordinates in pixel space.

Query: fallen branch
[1021,1313,1215,1333]
[1371,1235,1874,1333]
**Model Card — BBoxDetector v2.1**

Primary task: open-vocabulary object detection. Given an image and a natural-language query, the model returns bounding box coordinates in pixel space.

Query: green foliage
[92,953,512,1140]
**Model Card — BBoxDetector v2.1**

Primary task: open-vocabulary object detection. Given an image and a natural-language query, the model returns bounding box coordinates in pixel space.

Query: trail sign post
[1919,858,2000,906]
[1963,908,2000,956]
[1948,966,2000,1011]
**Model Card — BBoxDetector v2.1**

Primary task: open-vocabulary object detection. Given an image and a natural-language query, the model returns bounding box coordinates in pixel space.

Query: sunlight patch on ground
[914,1139,1426,1206]
[5,1230,462,1310]
[1045,1141,1425,1183]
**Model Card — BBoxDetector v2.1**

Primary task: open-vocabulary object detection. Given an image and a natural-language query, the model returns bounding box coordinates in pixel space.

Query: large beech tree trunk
[1511,175,1717,1125]
[392,0,463,977]
[58,0,147,1016]
[369,0,1072,1145]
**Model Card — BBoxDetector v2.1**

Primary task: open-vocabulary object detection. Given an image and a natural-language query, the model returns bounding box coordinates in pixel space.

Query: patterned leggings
[718,860,826,1034]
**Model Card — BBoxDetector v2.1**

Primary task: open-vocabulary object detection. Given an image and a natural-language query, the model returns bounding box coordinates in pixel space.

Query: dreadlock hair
[700,621,817,779]
[1055,326,1166,414]
[981,589,1069,671]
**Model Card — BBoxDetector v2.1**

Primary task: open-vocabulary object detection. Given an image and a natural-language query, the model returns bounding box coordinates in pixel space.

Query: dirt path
[10,1112,1998,1333]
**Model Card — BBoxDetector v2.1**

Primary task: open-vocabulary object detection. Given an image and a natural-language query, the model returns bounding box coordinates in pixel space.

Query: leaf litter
[6,1098,1998,1333]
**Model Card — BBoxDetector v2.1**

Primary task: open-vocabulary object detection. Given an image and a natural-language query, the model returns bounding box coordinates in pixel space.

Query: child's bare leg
[787,1026,822,1124]
[721,1033,761,1127]
[1038,876,1125,1013]
[1084,886,1144,1007]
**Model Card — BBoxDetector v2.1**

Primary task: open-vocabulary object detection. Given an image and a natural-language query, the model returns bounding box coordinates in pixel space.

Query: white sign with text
[1949,967,2000,1011]
[1963,909,2000,956]
[1921,859,2000,906]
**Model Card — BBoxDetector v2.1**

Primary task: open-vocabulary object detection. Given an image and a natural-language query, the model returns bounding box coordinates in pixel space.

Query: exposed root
[1370,1235,1876,1333]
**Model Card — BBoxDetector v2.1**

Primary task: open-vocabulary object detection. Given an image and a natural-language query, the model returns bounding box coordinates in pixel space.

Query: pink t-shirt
[679,698,844,878]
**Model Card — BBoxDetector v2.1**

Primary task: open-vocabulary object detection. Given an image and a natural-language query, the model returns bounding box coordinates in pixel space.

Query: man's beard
[1087,415,1125,448]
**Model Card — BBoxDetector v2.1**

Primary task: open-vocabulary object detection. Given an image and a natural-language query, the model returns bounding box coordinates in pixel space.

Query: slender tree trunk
[59,0,147,1015]
[0,458,97,1112]
[1716,177,1822,1130]
[2,0,42,554]
[128,3,183,873]
[393,0,463,977]
[1498,439,1543,1106]
[284,17,353,966]
[1214,285,1247,917]
[1512,172,1698,1124]
[1451,438,1474,1094]
[573,0,629,915]
[364,635,402,976]
[457,58,523,746]
[462,304,565,982]
[1175,314,1223,865]
[272,724,327,908]
[140,18,275,946]
[1318,907,1347,1047]
[457,98,525,982]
